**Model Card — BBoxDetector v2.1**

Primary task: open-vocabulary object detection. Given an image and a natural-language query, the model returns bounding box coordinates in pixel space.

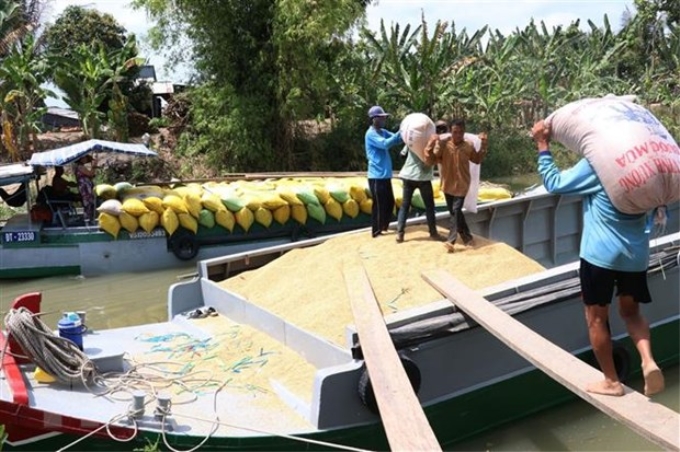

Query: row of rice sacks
[93,177,376,239]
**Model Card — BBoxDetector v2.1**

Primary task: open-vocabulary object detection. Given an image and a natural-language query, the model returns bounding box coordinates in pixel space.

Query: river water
[1,265,677,451]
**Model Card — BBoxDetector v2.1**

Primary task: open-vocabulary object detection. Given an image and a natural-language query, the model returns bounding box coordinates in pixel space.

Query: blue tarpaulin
[28,139,157,167]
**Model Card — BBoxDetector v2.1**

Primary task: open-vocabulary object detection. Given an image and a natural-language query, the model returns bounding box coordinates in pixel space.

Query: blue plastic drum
[58,314,84,351]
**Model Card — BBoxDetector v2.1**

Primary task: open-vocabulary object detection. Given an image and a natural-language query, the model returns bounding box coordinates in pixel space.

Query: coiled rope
[3,307,98,385]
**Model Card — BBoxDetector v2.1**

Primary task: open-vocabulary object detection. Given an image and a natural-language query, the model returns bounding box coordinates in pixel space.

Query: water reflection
[452,366,678,451]
[0,265,194,331]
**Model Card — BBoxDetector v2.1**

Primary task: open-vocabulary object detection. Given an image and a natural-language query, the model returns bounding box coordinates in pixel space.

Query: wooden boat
[1,157,511,279]
[0,190,677,450]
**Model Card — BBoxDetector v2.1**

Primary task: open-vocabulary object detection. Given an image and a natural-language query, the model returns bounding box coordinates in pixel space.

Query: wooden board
[344,265,442,452]
[422,268,680,452]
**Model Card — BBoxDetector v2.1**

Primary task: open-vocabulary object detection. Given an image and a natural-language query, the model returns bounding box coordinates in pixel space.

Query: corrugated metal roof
[45,107,80,120]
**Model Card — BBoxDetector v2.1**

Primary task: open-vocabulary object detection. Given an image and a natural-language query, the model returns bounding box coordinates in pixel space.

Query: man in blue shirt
[365,105,403,237]
[532,120,664,397]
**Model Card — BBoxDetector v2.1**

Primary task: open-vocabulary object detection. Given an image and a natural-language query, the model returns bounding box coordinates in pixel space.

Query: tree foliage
[43,5,126,64]
[132,1,680,177]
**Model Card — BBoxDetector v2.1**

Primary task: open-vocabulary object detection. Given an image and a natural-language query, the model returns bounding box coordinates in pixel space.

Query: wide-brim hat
[368,105,389,119]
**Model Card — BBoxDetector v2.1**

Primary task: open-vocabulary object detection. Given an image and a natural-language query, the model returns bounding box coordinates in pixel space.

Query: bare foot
[586,380,624,396]
[444,242,455,253]
[643,364,665,396]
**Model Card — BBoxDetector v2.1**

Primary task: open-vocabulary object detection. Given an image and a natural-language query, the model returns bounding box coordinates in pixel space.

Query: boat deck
[3,318,317,439]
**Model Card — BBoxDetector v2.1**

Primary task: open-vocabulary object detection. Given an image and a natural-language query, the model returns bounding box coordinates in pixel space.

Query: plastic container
[58,312,84,351]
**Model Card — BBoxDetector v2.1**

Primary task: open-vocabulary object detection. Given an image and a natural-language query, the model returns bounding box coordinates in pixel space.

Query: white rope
[3,308,98,385]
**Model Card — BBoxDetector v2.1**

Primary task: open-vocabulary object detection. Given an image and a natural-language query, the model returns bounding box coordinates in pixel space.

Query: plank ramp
[422,268,680,452]
[344,265,442,452]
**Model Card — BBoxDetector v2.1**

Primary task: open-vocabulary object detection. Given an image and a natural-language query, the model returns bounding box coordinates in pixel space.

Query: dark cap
[368,105,389,119]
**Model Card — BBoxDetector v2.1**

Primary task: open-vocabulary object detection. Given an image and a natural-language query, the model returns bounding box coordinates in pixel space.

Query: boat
[1,144,512,279]
[1,190,677,450]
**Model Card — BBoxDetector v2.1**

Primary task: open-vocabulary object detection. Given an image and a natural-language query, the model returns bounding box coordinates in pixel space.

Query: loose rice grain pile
[220,226,545,346]
[132,315,317,407]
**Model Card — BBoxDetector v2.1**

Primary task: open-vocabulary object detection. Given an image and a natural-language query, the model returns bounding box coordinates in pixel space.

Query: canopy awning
[28,139,158,167]
[0,163,37,187]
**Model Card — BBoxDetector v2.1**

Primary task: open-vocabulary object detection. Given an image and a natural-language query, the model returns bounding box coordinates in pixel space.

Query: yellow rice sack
[95,184,117,200]
[139,211,160,233]
[313,186,331,204]
[349,185,367,203]
[254,207,273,228]
[98,212,120,238]
[119,211,139,233]
[178,213,198,234]
[342,199,359,218]
[242,194,263,211]
[142,196,165,215]
[360,198,372,215]
[161,208,179,236]
[276,188,303,206]
[291,204,307,224]
[432,179,442,198]
[122,185,164,200]
[184,193,202,218]
[260,194,288,210]
[478,186,512,202]
[173,184,203,198]
[162,195,189,214]
[235,207,254,232]
[273,205,290,224]
[324,198,343,221]
[215,209,235,232]
[122,198,150,217]
[201,193,226,212]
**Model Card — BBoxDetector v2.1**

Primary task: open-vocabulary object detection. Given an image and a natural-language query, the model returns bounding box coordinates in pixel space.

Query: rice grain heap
[220,226,545,346]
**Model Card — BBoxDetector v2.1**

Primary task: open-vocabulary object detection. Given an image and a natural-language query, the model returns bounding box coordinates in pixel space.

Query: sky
[42,0,634,105]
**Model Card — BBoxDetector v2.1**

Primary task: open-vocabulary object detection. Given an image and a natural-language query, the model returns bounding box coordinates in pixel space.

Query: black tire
[612,344,631,383]
[358,355,421,415]
[588,343,631,383]
[170,231,199,261]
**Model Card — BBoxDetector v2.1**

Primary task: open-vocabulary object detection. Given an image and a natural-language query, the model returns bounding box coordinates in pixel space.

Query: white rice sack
[400,113,435,163]
[97,199,123,216]
[546,96,680,214]
[463,133,482,213]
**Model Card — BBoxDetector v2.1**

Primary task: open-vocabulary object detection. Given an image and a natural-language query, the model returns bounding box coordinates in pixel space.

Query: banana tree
[0,33,54,160]
[54,41,140,139]
[361,17,485,118]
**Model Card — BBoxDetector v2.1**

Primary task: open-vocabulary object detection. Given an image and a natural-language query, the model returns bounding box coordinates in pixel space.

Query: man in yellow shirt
[431,119,488,251]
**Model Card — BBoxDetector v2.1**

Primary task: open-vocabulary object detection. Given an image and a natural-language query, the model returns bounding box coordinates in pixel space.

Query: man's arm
[424,134,440,164]
[532,121,600,195]
[366,128,403,151]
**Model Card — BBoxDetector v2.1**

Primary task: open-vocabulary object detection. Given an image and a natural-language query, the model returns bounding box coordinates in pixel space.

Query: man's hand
[478,132,488,150]
[531,120,550,151]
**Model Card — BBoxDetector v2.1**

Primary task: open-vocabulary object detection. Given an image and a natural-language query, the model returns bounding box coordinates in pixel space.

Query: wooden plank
[422,268,680,452]
[344,265,442,452]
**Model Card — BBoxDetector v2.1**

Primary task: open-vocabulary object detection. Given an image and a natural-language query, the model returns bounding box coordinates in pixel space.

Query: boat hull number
[3,231,37,244]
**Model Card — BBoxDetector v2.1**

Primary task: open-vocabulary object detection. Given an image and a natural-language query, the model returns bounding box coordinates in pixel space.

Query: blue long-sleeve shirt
[538,151,649,272]
[365,127,403,179]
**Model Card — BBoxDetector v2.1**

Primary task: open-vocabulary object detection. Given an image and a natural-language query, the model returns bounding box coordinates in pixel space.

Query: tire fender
[612,344,631,383]
[170,230,199,261]
[357,354,421,414]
